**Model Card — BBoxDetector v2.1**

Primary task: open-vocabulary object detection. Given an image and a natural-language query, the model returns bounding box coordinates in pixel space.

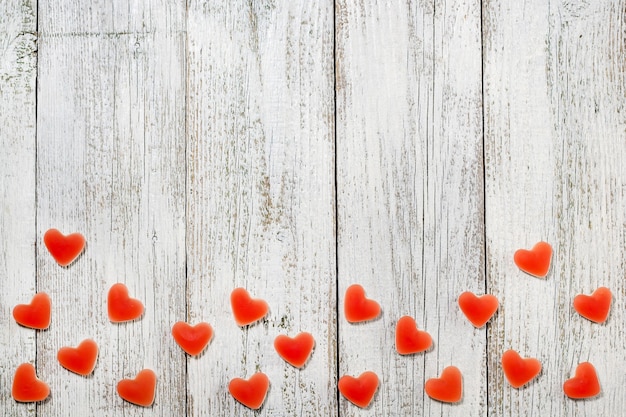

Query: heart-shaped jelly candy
[230,288,269,326]
[573,287,612,323]
[171,321,213,356]
[344,284,381,323]
[425,366,463,403]
[338,371,379,408]
[458,292,498,328]
[57,339,99,376]
[514,241,552,278]
[13,292,51,330]
[274,332,315,368]
[501,349,541,388]
[43,228,85,267]
[108,283,144,322]
[228,372,270,410]
[395,316,432,354]
[563,362,601,399]
[117,369,157,407]
[12,363,50,402]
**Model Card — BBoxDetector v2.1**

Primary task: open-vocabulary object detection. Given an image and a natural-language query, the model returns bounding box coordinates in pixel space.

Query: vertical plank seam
[333,1,340,416]
[184,1,190,416]
[480,0,489,415]
[35,1,40,415]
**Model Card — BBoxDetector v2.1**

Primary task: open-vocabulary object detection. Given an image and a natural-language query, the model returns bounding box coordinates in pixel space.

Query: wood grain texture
[484,0,626,415]
[336,1,485,416]
[0,0,37,416]
[185,1,336,416]
[35,1,187,415]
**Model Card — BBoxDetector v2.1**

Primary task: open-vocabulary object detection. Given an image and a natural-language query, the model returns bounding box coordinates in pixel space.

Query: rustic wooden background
[1,0,625,416]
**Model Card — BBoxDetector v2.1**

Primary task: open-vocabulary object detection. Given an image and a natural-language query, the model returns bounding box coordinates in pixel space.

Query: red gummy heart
[563,362,601,399]
[107,283,144,322]
[274,332,315,368]
[344,284,381,323]
[12,363,50,402]
[573,287,612,323]
[13,292,51,330]
[57,339,99,376]
[171,321,214,356]
[501,349,541,388]
[230,288,269,326]
[514,241,552,278]
[458,292,498,328]
[117,369,157,407]
[395,316,432,354]
[338,371,379,408]
[43,228,85,267]
[228,372,270,410]
[425,366,463,403]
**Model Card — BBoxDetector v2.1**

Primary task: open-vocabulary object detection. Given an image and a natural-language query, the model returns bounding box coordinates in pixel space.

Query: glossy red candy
[13,292,51,330]
[458,292,498,328]
[43,228,85,266]
[424,366,463,403]
[563,362,601,399]
[395,316,432,355]
[107,283,144,322]
[501,349,541,388]
[344,284,381,323]
[117,369,157,407]
[229,372,270,410]
[274,332,315,368]
[12,363,49,403]
[514,241,552,278]
[57,339,99,376]
[338,371,379,408]
[171,322,213,356]
[230,288,269,326]
[573,287,612,323]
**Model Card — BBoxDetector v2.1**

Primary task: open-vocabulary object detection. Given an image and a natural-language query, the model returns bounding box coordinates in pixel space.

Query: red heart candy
[230,288,269,326]
[117,369,157,407]
[563,362,601,399]
[274,332,315,368]
[43,228,85,267]
[458,292,498,328]
[395,316,432,354]
[514,241,552,278]
[13,292,51,330]
[107,283,144,322]
[171,322,214,356]
[228,372,270,410]
[425,366,463,403]
[57,339,99,376]
[501,349,541,388]
[338,371,379,408]
[12,363,49,402]
[344,284,381,323]
[573,287,612,323]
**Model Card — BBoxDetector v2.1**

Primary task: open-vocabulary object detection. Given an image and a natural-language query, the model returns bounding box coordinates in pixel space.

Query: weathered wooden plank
[484,0,626,415]
[35,2,187,415]
[0,0,37,415]
[336,1,485,416]
[185,1,336,416]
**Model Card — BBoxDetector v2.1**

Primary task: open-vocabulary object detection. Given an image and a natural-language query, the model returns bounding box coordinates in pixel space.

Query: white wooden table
[1,1,625,416]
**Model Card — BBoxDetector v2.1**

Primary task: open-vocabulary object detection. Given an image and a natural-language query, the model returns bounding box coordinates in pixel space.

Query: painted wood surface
[0,0,624,416]
[484,0,626,415]
[0,1,37,416]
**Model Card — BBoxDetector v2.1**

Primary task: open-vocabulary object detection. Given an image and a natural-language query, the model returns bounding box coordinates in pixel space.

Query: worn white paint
[484,0,626,415]
[185,1,336,416]
[336,1,485,416]
[1,0,625,416]
[0,1,37,416]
